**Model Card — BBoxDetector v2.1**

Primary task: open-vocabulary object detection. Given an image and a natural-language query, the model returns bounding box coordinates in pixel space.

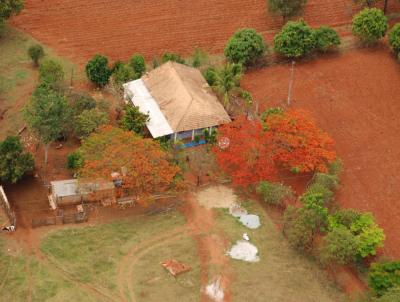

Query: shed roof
[124,62,231,138]
[50,179,114,198]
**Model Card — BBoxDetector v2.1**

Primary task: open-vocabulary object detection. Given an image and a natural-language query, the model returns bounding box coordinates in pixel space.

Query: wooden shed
[48,179,115,209]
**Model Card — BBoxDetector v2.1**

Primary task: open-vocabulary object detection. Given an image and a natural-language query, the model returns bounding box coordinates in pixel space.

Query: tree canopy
[0,136,34,183]
[213,109,337,186]
[78,126,179,199]
[23,84,71,164]
[268,0,308,21]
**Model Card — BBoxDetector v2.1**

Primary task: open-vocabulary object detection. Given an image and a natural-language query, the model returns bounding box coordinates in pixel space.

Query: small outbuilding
[48,179,115,209]
[123,61,231,145]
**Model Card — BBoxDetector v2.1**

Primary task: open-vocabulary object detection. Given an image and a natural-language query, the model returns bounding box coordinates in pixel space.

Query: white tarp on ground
[205,277,224,302]
[228,240,260,262]
[239,214,261,229]
[123,79,174,138]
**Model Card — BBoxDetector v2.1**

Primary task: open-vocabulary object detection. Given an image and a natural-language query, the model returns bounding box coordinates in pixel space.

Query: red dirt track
[11,1,400,64]
[242,47,400,258]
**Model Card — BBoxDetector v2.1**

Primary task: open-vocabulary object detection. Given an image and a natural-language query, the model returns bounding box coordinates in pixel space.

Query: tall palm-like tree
[213,63,243,107]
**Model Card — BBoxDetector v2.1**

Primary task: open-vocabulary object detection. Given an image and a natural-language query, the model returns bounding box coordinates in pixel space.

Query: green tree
[23,84,71,167]
[319,226,359,265]
[268,0,308,23]
[274,20,315,58]
[203,67,217,86]
[373,286,400,302]
[352,8,388,44]
[369,262,400,296]
[69,93,97,116]
[112,63,136,88]
[389,23,400,56]
[313,26,341,52]
[213,63,243,106]
[74,108,109,139]
[0,136,34,183]
[85,54,112,87]
[67,151,83,171]
[39,59,64,85]
[28,44,45,67]
[224,28,266,66]
[0,0,24,35]
[120,104,149,135]
[161,53,185,64]
[129,54,146,78]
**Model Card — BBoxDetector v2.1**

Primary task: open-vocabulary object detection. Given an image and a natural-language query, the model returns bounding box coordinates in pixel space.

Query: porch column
[191,130,195,141]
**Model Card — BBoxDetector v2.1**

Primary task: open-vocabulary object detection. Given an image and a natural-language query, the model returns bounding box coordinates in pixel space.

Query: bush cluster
[352,8,388,44]
[389,24,400,58]
[320,209,385,264]
[369,261,400,296]
[274,21,340,58]
[256,181,294,207]
[28,44,45,66]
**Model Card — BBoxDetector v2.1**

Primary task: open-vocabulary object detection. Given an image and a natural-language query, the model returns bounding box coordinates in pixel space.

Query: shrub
[268,0,308,22]
[304,183,334,204]
[129,54,146,78]
[313,172,340,191]
[328,210,385,259]
[203,128,217,144]
[389,24,400,55]
[319,226,359,265]
[313,26,341,52]
[28,44,45,66]
[351,213,385,258]
[112,63,136,87]
[74,109,109,139]
[67,151,84,170]
[161,53,185,64]
[224,28,266,66]
[240,90,253,106]
[369,262,400,296]
[352,8,388,44]
[39,59,64,85]
[372,286,400,302]
[256,181,294,206]
[328,209,360,230]
[328,158,343,176]
[283,206,315,251]
[85,54,112,87]
[204,67,217,86]
[191,48,208,68]
[120,104,149,135]
[300,192,329,230]
[274,20,315,58]
[69,93,97,116]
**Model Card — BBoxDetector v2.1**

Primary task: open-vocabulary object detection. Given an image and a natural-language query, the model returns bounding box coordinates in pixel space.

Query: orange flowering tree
[78,126,179,198]
[213,109,336,186]
[213,116,277,186]
[264,109,336,173]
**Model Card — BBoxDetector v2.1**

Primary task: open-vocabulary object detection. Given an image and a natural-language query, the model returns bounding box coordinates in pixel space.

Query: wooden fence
[0,186,16,231]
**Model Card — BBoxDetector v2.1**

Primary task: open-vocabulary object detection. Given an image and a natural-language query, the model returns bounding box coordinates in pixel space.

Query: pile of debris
[161,259,191,277]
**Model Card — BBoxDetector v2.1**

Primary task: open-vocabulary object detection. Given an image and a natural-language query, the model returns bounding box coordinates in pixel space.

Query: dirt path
[183,193,232,302]
[117,226,188,302]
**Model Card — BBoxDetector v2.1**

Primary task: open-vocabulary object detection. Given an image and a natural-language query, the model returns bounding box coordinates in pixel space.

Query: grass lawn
[40,210,192,300]
[0,25,83,140]
[214,201,347,302]
[0,238,96,302]
[130,236,200,302]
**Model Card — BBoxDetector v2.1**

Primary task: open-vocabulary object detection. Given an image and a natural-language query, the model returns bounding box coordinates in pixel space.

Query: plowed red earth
[11,1,399,64]
[242,47,400,258]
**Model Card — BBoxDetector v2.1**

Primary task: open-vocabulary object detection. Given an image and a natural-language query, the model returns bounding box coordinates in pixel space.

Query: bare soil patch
[195,186,237,210]
[11,1,400,64]
[242,47,400,258]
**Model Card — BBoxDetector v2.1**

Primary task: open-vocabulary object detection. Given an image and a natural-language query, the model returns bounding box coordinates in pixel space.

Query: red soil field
[11,0,399,64]
[242,47,400,258]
